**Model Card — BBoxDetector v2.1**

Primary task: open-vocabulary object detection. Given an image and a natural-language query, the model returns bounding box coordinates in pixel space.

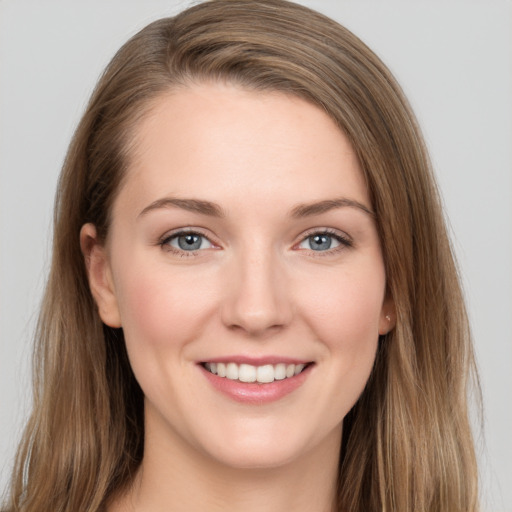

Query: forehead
[116,82,369,218]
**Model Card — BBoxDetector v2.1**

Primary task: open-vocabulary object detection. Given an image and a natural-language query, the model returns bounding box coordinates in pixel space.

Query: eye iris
[310,234,331,251]
[178,234,202,250]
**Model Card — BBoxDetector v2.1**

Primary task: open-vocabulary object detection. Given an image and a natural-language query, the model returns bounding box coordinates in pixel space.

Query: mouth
[201,361,311,384]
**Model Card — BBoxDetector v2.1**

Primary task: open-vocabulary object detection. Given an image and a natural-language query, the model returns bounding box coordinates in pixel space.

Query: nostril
[226,320,286,338]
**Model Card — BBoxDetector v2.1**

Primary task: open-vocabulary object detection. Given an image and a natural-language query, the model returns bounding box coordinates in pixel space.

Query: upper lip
[199,355,313,366]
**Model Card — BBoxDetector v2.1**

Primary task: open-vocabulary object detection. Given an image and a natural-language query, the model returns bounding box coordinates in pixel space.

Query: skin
[81,82,395,512]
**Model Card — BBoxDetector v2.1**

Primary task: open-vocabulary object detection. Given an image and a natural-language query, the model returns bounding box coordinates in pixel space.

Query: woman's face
[85,83,393,470]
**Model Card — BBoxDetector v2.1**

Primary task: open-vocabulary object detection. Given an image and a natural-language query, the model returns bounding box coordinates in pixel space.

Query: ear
[80,223,122,328]
[378,295,396,335]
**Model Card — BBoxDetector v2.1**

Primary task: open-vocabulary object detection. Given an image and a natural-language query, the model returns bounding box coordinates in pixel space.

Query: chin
[191,418,336,471]
[204,440,305,470]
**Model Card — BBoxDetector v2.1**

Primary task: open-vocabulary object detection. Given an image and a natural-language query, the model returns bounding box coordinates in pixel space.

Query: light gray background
[1,1,511,510]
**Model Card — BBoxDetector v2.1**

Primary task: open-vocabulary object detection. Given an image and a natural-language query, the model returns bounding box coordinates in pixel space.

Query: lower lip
[200,364,313,404]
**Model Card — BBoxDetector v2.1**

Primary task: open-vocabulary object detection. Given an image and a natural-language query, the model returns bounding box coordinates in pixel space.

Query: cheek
[111,260,222,403]
[113,260,219,351]
[301,262,385,366]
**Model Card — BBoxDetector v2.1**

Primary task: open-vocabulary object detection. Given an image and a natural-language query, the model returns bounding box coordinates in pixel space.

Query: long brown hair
[4,1,479,510]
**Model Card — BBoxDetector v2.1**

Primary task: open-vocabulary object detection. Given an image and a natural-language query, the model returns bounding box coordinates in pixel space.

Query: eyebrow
[138,197,225,218]
[137,196,374,219]
[291,198,374,218]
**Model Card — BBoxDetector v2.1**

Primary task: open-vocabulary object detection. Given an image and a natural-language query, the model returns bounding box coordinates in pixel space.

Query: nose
[220,247,293,337]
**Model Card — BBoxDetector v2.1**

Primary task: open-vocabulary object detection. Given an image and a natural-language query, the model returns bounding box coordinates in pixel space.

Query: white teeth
[238,364,256,383]
[217,362,227,377]
[294,364,305,375]
[274,363,286,380]
[226,363,239,380]
[256,364,274,383]
[204,362,308,383]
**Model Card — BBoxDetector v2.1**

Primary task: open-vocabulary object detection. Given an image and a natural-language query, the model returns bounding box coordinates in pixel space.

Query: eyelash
[158,227,353,257]
[158,229,214,258]
[297,228,353,256]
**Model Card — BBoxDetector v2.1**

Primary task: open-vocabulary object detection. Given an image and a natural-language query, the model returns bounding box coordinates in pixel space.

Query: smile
[203,362,308,384]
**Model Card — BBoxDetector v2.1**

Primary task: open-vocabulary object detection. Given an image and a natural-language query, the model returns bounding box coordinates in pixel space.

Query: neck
[110,412,341,512]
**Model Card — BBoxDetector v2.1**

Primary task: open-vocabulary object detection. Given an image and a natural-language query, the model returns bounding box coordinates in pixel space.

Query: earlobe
[378,298,396,335]
[80,223,122,328]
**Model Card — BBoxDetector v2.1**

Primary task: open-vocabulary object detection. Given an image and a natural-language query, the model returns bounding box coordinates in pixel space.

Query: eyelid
[158,227,221,255]
[169,233,213,251]
[293,227,353,252]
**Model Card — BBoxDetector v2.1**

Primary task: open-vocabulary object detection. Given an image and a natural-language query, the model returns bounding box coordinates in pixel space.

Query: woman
[3,0,479,511]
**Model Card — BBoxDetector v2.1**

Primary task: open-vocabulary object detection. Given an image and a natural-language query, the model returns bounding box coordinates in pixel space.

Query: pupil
[311,234,331,251]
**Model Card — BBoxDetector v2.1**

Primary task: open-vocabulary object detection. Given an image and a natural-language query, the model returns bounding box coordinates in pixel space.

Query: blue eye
[167,232,213,251]
[298,232,349,252]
